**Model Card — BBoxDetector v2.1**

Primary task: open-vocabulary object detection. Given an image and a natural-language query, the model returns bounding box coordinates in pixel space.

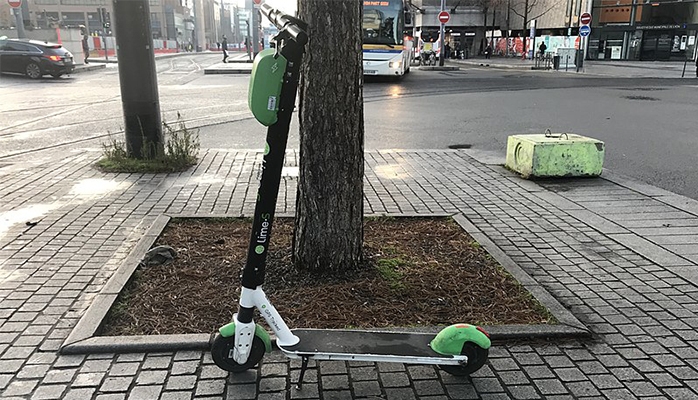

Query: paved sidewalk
[449,57,697,79]
[1,146,698,400]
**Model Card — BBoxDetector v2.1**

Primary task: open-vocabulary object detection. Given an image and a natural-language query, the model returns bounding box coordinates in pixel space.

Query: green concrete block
[505,133,605,179]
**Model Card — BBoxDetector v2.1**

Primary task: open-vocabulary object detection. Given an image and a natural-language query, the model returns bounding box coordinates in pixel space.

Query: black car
[0,38,74,79]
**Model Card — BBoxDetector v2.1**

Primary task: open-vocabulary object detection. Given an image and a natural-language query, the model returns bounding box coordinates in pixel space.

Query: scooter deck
[278,329,453,360]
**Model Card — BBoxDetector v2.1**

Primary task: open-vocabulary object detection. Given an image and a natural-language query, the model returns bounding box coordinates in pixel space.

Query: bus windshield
[363,0,403,46]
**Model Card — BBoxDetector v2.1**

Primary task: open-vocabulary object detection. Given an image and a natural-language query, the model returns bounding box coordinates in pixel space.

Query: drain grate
[448,144,472,149]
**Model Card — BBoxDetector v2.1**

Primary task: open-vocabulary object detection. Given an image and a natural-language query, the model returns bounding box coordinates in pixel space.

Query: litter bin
[553,55,560,70]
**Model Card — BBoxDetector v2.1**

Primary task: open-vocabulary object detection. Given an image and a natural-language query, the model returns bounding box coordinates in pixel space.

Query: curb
[61,212,589,355]
[71,64,106,73]
[204,68,251,75]
[418,65,460,71]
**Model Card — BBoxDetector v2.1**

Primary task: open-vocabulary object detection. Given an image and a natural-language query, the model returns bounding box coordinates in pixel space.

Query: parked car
[0,38,74,79]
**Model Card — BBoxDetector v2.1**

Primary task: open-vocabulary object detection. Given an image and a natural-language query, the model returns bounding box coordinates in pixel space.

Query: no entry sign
[438,11,449,24]
[580,12,592,25]
[8,0,21,8]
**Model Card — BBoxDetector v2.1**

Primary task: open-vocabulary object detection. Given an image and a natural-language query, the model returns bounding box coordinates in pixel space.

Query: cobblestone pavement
[1,149,698,399]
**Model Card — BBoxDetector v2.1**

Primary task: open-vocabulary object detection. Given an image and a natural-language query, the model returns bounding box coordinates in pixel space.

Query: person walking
[221,35,228,63]
[81,27,90,64]
[539,42,547,58]
[484,44,492,59]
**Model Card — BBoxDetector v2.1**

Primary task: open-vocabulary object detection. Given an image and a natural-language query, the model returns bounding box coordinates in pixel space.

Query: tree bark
[294,0,364,274]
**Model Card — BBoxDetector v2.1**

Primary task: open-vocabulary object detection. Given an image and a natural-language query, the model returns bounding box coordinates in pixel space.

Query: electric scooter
[210,3,492,388]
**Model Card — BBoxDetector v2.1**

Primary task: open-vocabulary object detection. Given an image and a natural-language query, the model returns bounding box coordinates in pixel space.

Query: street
[1,52,697,200]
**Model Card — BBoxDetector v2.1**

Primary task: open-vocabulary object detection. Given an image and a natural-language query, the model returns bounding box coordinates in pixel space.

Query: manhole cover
[448,144,472,149]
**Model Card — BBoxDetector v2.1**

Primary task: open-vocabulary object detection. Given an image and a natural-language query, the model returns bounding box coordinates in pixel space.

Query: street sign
[438,11,449,24]
[579,25,591,37]
[8,0,21,8]
[580,12,592,25]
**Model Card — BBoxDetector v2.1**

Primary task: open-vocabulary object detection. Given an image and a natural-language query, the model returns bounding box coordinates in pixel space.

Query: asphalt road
[1,52,697,201]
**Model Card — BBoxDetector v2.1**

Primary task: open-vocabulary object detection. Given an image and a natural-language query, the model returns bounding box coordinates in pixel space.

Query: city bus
[362,0,413,77]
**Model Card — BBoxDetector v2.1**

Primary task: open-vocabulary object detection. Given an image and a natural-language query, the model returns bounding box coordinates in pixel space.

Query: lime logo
[261,305,266,309]
[264,142,270,155]
[255,245,265,254]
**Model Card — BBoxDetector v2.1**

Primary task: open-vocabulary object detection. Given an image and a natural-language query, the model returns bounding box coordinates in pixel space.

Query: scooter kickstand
[295,356,310,390]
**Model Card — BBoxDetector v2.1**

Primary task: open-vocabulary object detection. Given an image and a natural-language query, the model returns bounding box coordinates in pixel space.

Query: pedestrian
[222,35,228,63]
[80,26,90,64]
[539,41,547,58]
[484,43,492,59]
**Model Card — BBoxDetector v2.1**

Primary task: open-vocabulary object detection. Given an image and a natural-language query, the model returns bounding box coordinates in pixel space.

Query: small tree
[508,0,559,56]
[294,0,365,274]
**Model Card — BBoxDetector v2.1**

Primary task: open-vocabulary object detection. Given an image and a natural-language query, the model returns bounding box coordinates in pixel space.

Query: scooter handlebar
[260,3,308,46]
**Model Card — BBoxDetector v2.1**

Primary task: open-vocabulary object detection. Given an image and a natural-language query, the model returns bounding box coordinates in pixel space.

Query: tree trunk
[522,0,529,59]
[294,0,364,274]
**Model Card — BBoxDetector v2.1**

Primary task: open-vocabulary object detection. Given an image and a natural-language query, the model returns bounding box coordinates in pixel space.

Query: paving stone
[0,374,11,390]
[259,376,286,392]
[318,361,347,375]
[73,372,106,387]
[30,384,67,399]
[318,390,352,400]
[260,362,288,377]
[94,394,126,400]
[508,385,541,399]
[380,372,410,388]
[256,393,287,400]
[626,381,664,397]
[126,385,162,400]
[523,365,555,379]
[413,379,445,396]
[62,388,97,400]
[565,381,601,397]
[109,362,140,377]
[499,371,530,386]
[135,370,167,385]
[384,387,417,400]
[17,364,50,379]
[444,384,479,400]
[349,366,377,381]
[43,368,76,384]
[80,359,113,373]
[225,383,257,400]
[588,373,624,390]
[0,359,24,373]
[195,379,225,396]
[3,379,38,396]
[165,375,196,391]
[376,362,405,372]
[100,376,134,392]
[171,361,198,376]
[533,379,568,395]
[555,367,586,382]
[472,377,504,393]
[664,387,698,400]
[321,374,349,390]
[141,356,171,370]
[489,358,519,371]
[228,369,257,384]
[200,365,228,379]
[288,382,319,399]
[406,365,439,380]
[600,388,638,399]
[159,392,192,400]
[173,350,201,361]
[352,380,382,397]
[53,355,85,368]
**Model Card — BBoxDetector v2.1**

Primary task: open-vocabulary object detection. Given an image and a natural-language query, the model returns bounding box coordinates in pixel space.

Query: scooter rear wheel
[211,333,266,372]
[439,342,489,376]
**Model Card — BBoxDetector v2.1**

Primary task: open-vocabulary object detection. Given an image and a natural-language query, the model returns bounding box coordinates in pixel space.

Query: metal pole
[439,0,445,66]
[13,7,26,39]
[113,0,163,159]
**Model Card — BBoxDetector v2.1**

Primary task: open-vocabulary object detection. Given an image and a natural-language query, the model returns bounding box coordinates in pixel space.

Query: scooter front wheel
[211,333,266,372]
[439,342,489,376]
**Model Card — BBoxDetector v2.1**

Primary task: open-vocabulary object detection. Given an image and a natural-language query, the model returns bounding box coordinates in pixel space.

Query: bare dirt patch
[100,217,554,336]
